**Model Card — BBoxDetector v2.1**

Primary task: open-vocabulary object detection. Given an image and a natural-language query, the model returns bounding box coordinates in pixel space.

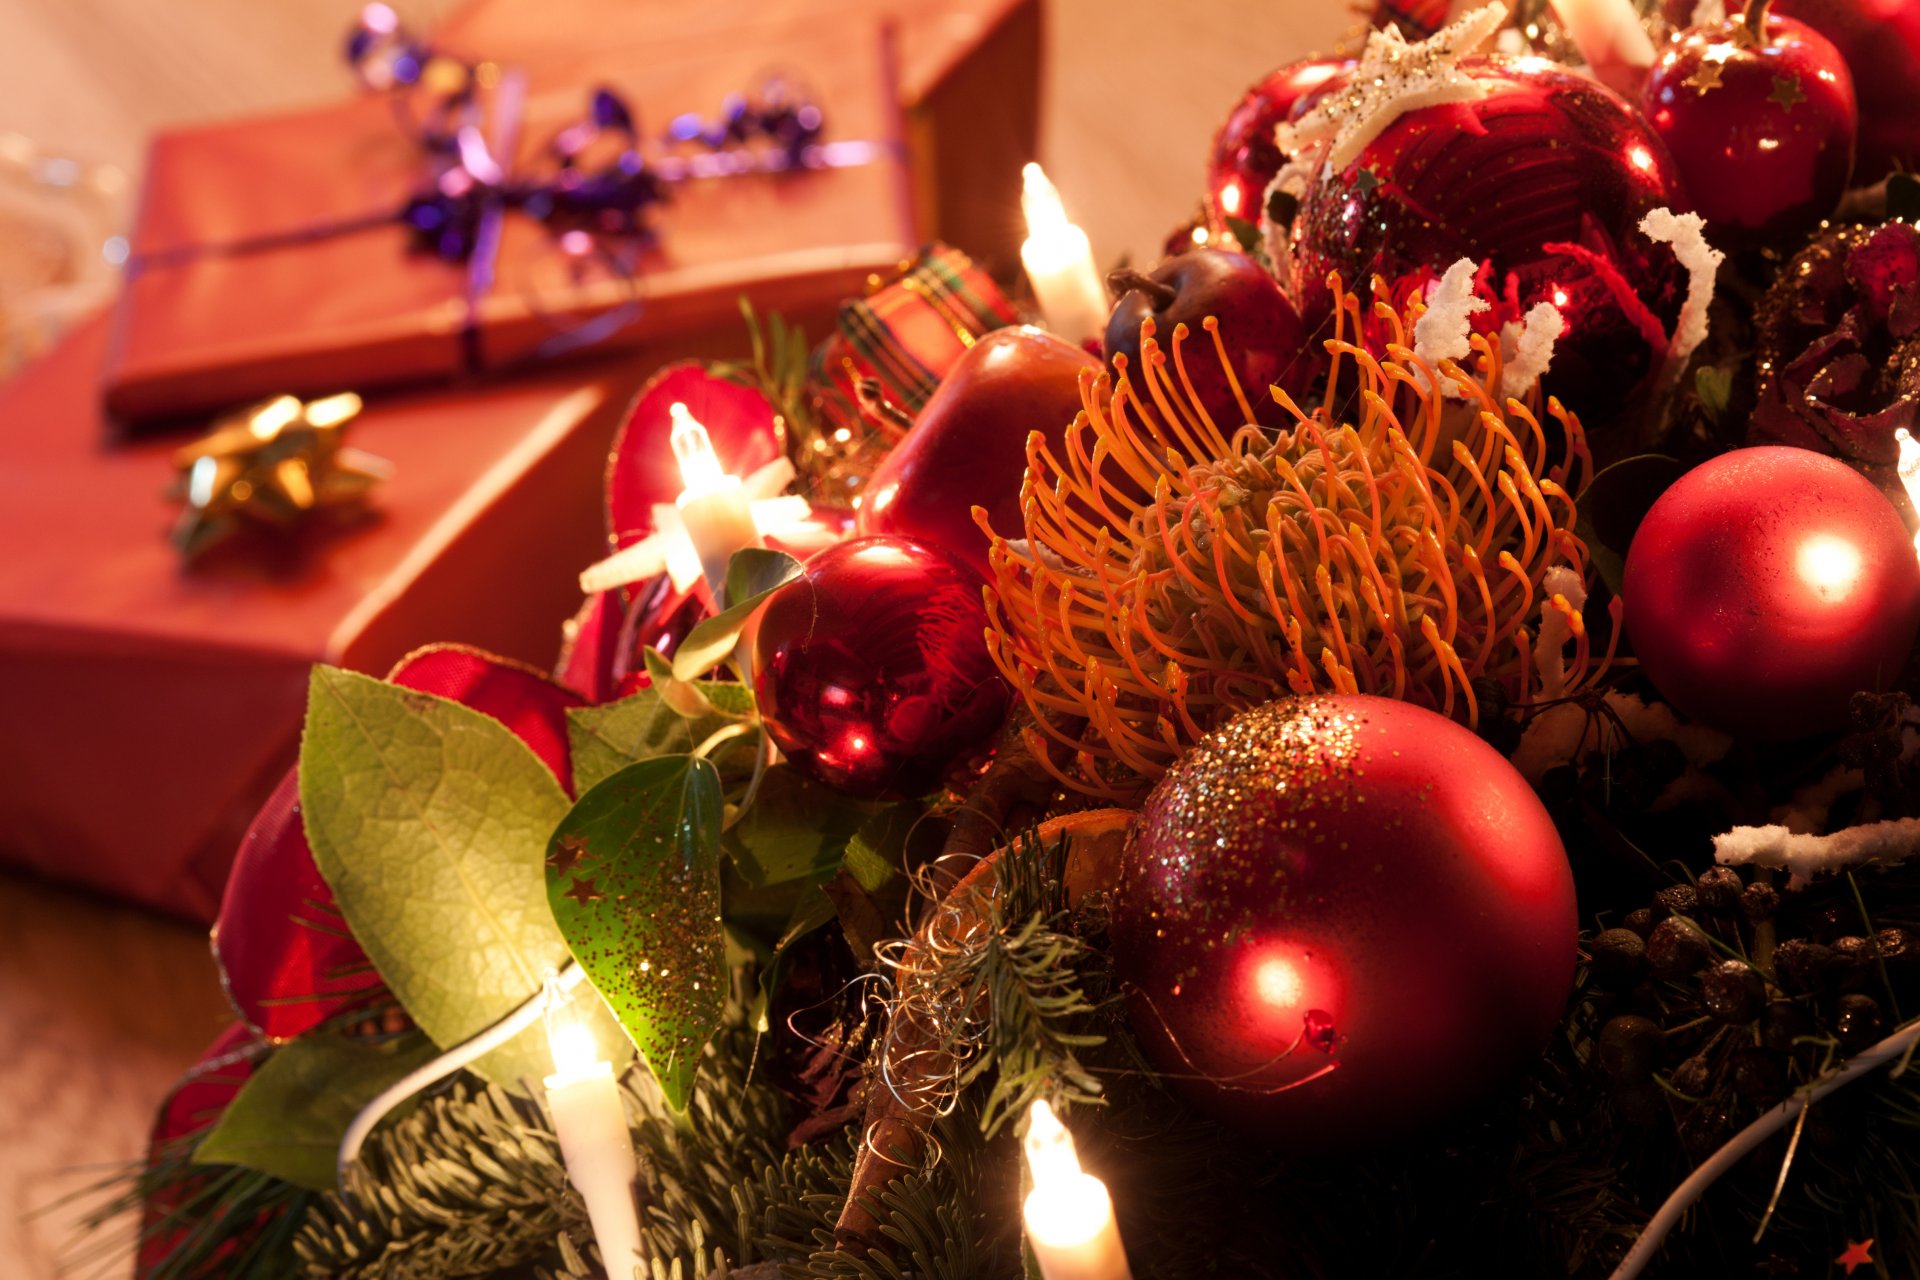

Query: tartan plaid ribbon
[830,244,1019,412]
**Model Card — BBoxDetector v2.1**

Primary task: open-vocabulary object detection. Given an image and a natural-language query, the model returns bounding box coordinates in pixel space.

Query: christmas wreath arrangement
[114,1,1920,1277]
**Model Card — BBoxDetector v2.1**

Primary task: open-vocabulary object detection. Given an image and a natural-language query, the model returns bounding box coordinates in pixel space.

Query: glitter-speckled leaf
[194,1031,438,1190]
[566,682,756,793]
[546,755,725,1110]
[299,666,626,1090]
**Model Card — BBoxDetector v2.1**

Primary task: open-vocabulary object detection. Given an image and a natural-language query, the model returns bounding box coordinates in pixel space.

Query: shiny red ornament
[1205,57,1351,236]
[1643,8,1856,250]
[1777,0,1920,183]
[1289,56,1689,422]
[753,536,1011,800]
[1110,695,1577,1145]
[1623,446,1920,738]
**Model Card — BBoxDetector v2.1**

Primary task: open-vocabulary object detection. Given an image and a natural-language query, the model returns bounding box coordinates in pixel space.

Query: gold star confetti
[1684,59,1724,95]
[168,392,388,558]
[1836,1240,1874,1276]
[564,875,603,905]
[547,833,589,875]
[1770,73,1807,110]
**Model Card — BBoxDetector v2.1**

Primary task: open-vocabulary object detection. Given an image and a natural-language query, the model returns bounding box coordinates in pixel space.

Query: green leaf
[724,764,889,888]
[670,548,803,682]
[566,682,756,793]
[298,667,623,1090]
[546,756,726,1110]
[1694,364,1734,423]
[1575,454,1688,597]
[195,1032,438,1191]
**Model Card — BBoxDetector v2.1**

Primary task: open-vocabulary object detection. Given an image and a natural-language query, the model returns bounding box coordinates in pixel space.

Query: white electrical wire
[336,963,589,1188]
[1608,1016,1920,1280]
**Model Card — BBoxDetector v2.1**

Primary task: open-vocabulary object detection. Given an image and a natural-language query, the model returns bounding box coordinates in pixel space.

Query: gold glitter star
[1770,73,1807,110]
[564,876,603,905]
[1353,167,1383,196]
[1683,59,1723,95]
[1835,1240,1874,1277]
[168,392,388,558]
[547,833,589,875]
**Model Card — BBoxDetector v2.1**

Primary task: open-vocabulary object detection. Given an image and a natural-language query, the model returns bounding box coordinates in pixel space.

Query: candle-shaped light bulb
[669,402,731,499]
[1546,0,1655,95]
[543,1001,644,1277]
[1021,1100,1132,1280]
[1896,428,1920,561]
[667,401,760,601]
[1019,163,1109,345]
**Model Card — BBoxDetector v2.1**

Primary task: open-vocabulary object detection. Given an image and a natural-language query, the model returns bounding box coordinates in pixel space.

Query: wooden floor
[0,0,1342,1273]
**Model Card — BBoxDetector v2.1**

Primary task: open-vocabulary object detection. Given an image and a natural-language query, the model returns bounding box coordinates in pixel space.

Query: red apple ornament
[1205,58,1351,237]
[1623,446,1920,738]
[1643,3,1856,251]
[1110,695,1578,1145]
[1289,56,1689,423]
[1777,0,1920,184]
[753,536,1012,800]
[857,327,1098,580]
[1105,248,1314,429]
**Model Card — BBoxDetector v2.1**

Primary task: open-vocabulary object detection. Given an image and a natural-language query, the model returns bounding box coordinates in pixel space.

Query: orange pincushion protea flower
[978,274,1617,802]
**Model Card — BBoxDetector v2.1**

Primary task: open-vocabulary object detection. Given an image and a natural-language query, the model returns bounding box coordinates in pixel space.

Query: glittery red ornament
[1110,695,1577,1145]
[753,536,1012,800]
[1289,56,1689,422]
[1777,0,1920,183]
[1205,57,1351,235]
[1643,10,1856,251]
[1623,446,1920,738]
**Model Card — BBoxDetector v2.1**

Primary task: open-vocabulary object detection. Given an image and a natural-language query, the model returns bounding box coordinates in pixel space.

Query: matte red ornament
[1110,695,1577,1145]
[857,327,1098,580]
[1205,58,1351,236]
[1643,8,1856,251]
[1289,56,1689,422]
[753,536,1011,800]
[1623,446,1920,738]
[1777,0,1920,184]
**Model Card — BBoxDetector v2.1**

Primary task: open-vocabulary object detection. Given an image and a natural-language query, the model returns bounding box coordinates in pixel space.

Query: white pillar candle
[1020,163,1110,346]
[1022,1100,1133,1280]
[1547,0,1656,95]
[670,401,762,604]
[1895,428,1920,561]
[545,1019,645,1279]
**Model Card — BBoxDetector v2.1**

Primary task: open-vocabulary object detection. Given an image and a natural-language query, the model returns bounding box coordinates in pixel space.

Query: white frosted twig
[1640,207,1723,371]
[1608,1017,1920,1280]
[336,963,588,1188]
[1714,817,1920,888]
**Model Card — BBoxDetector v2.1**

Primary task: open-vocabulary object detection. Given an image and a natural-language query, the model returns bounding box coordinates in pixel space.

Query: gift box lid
[103,23,915,426]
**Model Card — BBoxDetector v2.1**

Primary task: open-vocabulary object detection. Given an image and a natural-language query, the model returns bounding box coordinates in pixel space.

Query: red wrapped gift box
[103,23,915,425]
[0,313,763,922]
[436,0,1041,271]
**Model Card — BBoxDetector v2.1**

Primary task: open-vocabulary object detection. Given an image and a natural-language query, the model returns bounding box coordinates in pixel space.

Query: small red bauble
[1110,695,1577,1146]
[752,536,1012,800]
[1205,57,1351,235]
[1777,0,1920,184]
[1289,56,1688,422]
[1643,9,1856,250]
[1623,446,1920,738]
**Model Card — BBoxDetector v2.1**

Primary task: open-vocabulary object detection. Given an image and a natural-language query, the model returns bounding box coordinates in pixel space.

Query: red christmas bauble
[1643,12,1856,250]
[1777,0,1920,183]
[1205,57,1351,235]
[753,536,1012,799]
[1623,446,1920,738]
[1110,695,1577,1145]
[1289,55,1689,423]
